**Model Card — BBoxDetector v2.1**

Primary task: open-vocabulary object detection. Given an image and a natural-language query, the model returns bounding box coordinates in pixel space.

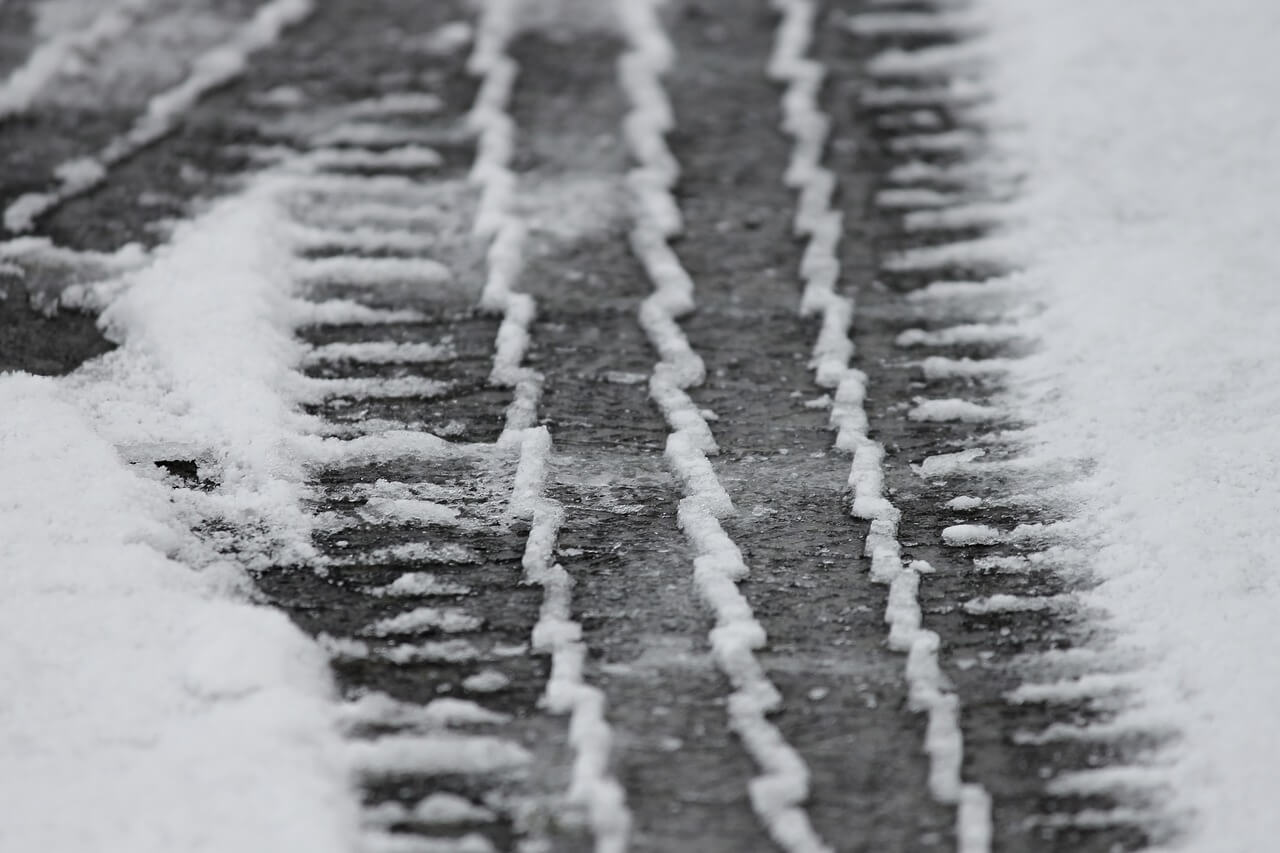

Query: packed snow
[976,0,1280,848]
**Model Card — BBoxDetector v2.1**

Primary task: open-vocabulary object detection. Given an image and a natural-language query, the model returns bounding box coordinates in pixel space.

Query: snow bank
[72,178,318,562]
[977,0,1280,848]
[0,171,360,849]
[0,376,357,853]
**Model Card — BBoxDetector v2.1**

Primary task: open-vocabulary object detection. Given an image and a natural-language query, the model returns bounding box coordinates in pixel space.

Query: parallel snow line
[290,223,441,254]
[3,0,314,232]
[302,341,455,366]
[0,0,157,119]
[465,5,631,851]
[302,145,445,171]
[618,3,831,851]
[768,3,992,852]
[294,255,453,287]
[316,122,448,148]
[844,11,984,39]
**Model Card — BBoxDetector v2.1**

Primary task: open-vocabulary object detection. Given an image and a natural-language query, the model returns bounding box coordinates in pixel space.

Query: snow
[921,357,1012,381]
[365,793,497,828]
[361,832,496,853]
[376,573,472,598]
[363,607,483,637]
[909,398,1001,423]
[359,498,465,527]
[347,734,532,777]
[72,179,320,561]
[345,92,445,118]
[0,376,357,853]
[0,147,388,850]
[291,223,445,254]
[895,323,1027,348]
[969,0,1280,847]
[462,670,511,693]
[291,298,426,326]
[961,595,1069,616]
[305,341,455,366]
[303,145,444,170]
[1006,673,1140,706]
[295,255,453,287]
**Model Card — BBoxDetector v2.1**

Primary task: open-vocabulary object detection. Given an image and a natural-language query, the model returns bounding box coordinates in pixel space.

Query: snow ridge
[618,3,832,851]
[769,3,992,851]
[465,5,631,850]
[4,0,315,232]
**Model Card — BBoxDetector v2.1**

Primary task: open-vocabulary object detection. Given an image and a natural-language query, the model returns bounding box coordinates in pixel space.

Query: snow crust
[973,0,1280,847]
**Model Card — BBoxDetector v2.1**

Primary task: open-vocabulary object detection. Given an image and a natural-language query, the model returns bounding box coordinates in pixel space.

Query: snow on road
[976,0,1280,848]
[0,181,357,852]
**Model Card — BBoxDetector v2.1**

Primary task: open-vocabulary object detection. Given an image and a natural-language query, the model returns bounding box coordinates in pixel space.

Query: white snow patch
[362,607,483,637]
[375,573,472,598]
[348,734,531,777]
[979,0,1280,845]
[0,375,358,853]
[941,524,1000,546]
[909,398,1002,423]
[462,669,511,693]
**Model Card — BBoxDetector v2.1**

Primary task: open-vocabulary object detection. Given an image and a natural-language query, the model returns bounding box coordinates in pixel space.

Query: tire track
[768,2,991,850]
[507,19,772,852]
[617,3,832,850]
[827,3,1176,850]
[466,3,631,849]
[221,13,584,850]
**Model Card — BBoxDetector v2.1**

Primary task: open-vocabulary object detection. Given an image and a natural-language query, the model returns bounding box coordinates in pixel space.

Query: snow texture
[974,0,1280,847]
[0,251,355,852]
